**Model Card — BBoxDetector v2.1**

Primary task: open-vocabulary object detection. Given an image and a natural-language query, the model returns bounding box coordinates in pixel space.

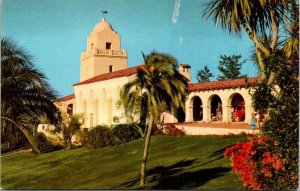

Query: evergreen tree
[217,54,246,80]
[196,65,214,82]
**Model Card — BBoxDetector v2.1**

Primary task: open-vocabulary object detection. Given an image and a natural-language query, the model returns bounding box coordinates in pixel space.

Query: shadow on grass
[113,159,231,189]
[208,144,236,158]
[197,145,235,167]
[150,167,231,189]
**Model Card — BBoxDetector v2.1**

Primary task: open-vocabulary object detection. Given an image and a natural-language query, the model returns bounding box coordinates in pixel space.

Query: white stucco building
[56,17,260,129]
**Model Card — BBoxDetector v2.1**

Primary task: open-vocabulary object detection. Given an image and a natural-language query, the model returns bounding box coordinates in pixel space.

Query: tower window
[109,65,113,72]
[106,42,111,50]
[90,43,94,49]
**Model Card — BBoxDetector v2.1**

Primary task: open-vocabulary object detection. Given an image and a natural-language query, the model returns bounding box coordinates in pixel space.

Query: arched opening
[177,107,185,122]
[192,96,203,121]
[67,104,73,117]
[231,93,245,122]
[211,95,222,121]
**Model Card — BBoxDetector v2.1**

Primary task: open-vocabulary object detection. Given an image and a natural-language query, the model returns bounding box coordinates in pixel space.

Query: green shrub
[85,125,114,149]
[76,128,89,146]
[112,123,142,144]
[34,132,64,153]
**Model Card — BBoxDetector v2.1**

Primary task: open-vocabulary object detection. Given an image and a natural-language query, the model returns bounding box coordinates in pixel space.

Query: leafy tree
[1,38,61,153]
[250,49,298,189]
[196,65,214,82]
[120,52,188,185]
[62,114,84,149]
[203,0,296,85]
[217,54,246,80]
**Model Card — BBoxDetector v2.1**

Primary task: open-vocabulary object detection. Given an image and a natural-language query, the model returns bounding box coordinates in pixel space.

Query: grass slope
[1,135,246,189]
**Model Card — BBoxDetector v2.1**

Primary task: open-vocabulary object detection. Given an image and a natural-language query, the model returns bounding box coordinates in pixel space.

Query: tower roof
[93,17,113,32]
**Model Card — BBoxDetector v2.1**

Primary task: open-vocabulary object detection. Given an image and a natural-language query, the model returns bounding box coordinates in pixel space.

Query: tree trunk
[267,72,276,85]
[241,21,271,56]
[256,48,267,81]
[1,117,41,153]
[140,115,154,186]
[270,9,279,51]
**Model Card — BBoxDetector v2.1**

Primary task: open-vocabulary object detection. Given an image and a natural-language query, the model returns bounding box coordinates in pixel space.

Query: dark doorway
[193,97,203,121]
[177,107,185,122]
[211,95,222,121]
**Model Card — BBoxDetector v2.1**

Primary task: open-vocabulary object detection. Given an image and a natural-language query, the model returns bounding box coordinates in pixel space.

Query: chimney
[179,64,192,82]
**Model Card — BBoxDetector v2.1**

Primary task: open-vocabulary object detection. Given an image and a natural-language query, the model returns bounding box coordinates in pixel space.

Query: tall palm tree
[120,52,188,186]
[1,38,61,153]
[203,0,295,85]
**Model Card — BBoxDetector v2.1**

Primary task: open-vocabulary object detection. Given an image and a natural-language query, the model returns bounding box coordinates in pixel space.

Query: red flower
[261,168,272,177]
[224,144,242,157]
[257,136,269,145]
[223,138,269,190]
[272,159,285,171]
[262,152,273,165]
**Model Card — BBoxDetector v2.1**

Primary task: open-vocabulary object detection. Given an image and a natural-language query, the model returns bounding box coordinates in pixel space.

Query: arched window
[67,104,73,116]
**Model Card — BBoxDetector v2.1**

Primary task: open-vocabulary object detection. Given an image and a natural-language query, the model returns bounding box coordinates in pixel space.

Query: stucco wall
[74,75,135,128]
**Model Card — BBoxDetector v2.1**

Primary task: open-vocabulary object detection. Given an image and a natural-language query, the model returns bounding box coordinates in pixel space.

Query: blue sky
[3,0,258,97]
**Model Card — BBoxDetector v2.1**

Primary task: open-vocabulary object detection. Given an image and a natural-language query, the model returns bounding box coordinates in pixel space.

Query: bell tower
[80,17,128,81]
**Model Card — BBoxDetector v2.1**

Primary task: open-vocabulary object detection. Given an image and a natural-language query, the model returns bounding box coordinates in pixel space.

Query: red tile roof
[56,93,75,102]
[73,65,144,86]
[188,77,261,92]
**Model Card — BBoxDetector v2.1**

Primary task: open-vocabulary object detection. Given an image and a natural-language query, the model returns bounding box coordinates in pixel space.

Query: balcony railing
[81,49,127,58]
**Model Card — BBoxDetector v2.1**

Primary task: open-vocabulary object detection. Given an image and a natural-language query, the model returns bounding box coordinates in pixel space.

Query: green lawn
[1,135,246,190]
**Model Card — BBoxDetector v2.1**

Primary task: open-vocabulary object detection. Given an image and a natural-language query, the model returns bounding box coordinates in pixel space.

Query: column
[244,104,253,124]
[222,105,232,123]
[107,98,112,126]
[203,105,211,122]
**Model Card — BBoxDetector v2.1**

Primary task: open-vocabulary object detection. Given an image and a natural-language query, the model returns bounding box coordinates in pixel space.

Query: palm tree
[1,38,61,153]
[282,1,299,59]
[120,52,188,186]
[203,0,295,85]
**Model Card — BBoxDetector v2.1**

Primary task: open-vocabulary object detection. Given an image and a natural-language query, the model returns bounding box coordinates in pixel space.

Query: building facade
[56,18,259,129]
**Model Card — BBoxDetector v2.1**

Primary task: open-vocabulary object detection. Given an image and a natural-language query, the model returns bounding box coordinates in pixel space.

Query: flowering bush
[224,136,287,190]
[235,110,245,121]
[163,124,185,136]
[249,50,298,189]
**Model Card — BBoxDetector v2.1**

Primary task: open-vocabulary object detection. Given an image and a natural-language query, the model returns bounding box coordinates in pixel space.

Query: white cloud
[172,0,181,24]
